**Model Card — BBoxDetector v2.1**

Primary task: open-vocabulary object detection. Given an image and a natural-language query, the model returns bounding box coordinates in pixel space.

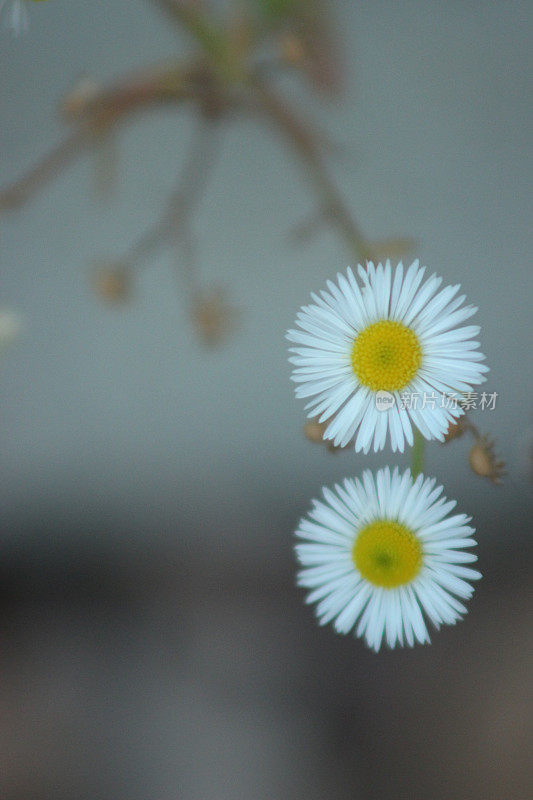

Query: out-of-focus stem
[249,78,374,262]
[0,61,194,211]
[149,3,374,262]
[411,430,425,478]
[123,119,219,296]
[149,0,230,73]
[0,130,84,210]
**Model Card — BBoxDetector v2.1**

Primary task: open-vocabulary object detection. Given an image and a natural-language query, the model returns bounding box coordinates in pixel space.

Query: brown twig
[122,118,220,294]
[248,76,375,262]
[1,2,390,276]
[0,60,201,211]
[149,0,231,71]
[0,129,84,210]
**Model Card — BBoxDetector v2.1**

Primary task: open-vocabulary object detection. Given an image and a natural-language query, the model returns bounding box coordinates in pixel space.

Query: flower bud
[304,418,343,452]
[469,436,505,484]
[91,264,130,303]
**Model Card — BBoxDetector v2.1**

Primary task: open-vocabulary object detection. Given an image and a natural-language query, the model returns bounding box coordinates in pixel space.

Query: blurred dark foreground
[0,507,531,800]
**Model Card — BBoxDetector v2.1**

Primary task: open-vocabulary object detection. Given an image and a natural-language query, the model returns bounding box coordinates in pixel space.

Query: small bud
[443,416,468,443]
[304,418,343,453]
[91,263,130,303]
[191,287,239,347]
[468,435,506,484]
[304,418,325,444]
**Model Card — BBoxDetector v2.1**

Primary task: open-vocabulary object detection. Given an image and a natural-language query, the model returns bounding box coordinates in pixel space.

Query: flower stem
[411,430,425,478]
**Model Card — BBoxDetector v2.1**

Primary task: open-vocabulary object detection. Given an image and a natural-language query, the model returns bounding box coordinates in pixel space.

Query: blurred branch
[288,208,330,245]
[0,0,414,347]
[149,0,234,74]
[250,76,374,261]
[0,60,207,210]
[123,118,220,289]
[0,130,85,210]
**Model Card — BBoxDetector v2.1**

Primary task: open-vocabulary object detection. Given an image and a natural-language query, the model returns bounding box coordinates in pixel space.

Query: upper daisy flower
[287,260,489,452]
[296,467,481,651]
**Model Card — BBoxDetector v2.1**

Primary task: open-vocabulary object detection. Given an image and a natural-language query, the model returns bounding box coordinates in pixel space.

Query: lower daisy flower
[295,467,481,651]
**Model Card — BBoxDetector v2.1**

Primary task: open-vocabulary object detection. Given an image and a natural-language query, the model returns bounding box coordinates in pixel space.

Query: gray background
[1,1,532,551]
[0,2,532,799]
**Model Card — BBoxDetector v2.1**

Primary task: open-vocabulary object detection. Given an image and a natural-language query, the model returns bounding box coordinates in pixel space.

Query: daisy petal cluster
[296,467,481,651]
[288,260,489,452]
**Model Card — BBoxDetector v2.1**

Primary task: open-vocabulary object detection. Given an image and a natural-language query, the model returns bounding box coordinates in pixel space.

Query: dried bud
[304,418,343,453]
[91,264,130,303]
[469,435,506,484]
[443,416,469,443]
[304,418,325,444]
[192,287,239,347]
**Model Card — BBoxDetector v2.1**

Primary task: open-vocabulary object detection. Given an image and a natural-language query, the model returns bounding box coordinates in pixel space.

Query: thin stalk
[411,430,425,478]
[249,77,374,262]
[149,0,230,74]
[0,61,193,211]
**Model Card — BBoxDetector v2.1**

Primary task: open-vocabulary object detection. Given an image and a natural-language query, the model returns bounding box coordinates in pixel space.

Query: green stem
[411,430,425,478]
[150,0,232,78]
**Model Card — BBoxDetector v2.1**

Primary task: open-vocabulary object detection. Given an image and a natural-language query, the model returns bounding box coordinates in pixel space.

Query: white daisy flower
[287,260,489,452]
[296,467,481,651]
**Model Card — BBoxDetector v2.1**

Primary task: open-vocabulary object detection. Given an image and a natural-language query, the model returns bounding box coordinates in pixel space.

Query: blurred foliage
[1,0,410,348]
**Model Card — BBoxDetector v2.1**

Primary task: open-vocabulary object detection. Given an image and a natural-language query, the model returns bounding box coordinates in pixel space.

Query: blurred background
[1,1,532,798]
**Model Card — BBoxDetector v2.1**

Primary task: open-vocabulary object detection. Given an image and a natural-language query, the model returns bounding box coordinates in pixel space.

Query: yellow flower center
[352,520,422,588]
[351,320,422,392]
